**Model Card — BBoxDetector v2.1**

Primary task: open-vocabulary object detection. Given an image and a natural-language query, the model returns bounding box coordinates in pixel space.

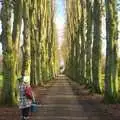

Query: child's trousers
[21,107,30,120]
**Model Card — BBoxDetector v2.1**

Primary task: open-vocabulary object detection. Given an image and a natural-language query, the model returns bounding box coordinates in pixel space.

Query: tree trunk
[1,0,16,105]
[104,0,118,102]
[85,0,92,85]
[80,0,86,83]
[30,0,38,86]
[92,0,102,93]
[22,0,31,76]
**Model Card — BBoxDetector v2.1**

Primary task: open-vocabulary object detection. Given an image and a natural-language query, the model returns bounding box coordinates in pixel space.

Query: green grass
[100,74,105,92]
[0,75,3,88]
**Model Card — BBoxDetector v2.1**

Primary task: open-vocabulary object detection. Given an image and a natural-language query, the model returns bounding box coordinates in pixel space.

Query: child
[18,76,33,120]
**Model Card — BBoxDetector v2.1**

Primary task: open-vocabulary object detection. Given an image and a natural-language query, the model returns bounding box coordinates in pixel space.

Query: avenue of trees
[63,0,120,102]
[0,0,120,105]
[0,0,59,105]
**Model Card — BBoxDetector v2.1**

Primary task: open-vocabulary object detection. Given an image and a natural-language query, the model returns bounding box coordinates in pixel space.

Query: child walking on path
[18,76,35,120]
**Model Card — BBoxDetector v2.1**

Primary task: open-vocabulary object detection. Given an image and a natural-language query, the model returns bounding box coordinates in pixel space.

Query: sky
[54,0,66,49]
[54,0,66,66]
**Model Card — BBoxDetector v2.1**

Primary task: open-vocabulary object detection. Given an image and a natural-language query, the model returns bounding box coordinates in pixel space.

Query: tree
[80,0,86,83]
[92,0,102,93]
[29,0,38,86]
[1,0,23,105]
[22,0,31,78]
[85,0,92,85]
[104,0,119,102]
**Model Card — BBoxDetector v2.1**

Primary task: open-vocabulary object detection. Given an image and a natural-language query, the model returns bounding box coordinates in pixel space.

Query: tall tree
[92,0,102,93]
[85,0,92,85]
[0,0,23,104]
[29,0,38,86]
[35,0,43,85]
[104,0,118,102]
[22,0,31,77]
[80,0,86,83]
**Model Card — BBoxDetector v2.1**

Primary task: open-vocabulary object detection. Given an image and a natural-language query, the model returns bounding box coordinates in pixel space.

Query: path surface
[31,75,114,120]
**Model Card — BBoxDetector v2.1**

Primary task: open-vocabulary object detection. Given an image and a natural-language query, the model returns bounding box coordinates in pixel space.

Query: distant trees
[64,0,119,102]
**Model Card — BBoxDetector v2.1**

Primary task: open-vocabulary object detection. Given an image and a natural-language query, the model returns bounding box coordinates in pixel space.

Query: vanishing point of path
[31,74,115,120]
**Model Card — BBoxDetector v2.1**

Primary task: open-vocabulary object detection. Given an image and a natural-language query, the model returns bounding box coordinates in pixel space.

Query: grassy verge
[0,75,3,88]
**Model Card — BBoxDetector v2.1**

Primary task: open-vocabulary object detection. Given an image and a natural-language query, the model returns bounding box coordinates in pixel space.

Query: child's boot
[23,116,29,120]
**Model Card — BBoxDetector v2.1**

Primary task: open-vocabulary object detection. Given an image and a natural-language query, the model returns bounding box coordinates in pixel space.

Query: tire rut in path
[31,74,113,120]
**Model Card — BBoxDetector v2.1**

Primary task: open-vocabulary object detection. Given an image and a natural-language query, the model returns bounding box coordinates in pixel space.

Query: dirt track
[31,75,117,120]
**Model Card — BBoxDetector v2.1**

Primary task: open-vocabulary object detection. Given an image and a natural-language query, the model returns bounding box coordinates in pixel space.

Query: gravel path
[30,75,114,120]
